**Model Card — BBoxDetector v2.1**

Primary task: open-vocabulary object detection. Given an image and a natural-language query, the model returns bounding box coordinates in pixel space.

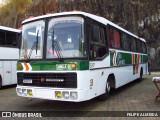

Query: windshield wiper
[52,29,63,61]
[27,30,39,62]
[35,30,39,55]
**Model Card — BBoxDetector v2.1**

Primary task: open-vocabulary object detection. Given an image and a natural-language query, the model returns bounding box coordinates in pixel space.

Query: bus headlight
[22,89,27,96]
[70,64,77,69]
[62,91,69,99]
[17,88,22,95]
[70,92,78,100]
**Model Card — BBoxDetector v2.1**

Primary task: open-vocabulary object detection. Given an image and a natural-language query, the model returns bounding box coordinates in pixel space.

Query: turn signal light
[17,65,21,69]
[71,64,76,68]
[27,89,33,96]
[55,91,62,98]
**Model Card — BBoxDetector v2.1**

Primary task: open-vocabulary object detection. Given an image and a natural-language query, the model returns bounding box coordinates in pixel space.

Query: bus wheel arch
[97,73,116,101]
[108,74,116,89]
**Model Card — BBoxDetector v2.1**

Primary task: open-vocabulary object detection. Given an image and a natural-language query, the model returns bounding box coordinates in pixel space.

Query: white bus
[16,11,148,102]
[0,26,21,88]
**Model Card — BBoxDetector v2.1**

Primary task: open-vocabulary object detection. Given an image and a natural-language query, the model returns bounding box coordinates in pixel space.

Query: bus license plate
[23,79,32,83]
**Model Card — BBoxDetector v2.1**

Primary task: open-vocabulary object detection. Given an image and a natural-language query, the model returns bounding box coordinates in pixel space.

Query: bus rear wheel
[97,79,111,101]
[137,68,143,82]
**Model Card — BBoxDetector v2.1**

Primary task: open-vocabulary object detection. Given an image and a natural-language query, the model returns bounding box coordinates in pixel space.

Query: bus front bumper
[16,86,90,102]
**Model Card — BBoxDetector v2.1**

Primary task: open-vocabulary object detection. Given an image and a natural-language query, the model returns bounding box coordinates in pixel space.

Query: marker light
[55,91,62,99]
[90,79,93,86]
[17,65,22,69]
[71,64,76,68]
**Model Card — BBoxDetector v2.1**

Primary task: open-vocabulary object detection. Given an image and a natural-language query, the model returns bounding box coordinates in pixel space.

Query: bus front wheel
[97,79,111,101]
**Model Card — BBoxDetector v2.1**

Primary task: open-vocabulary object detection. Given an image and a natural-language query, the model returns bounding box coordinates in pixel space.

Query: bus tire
[137,68,143,82]
[97,77,111,101]
[0,75,2,88]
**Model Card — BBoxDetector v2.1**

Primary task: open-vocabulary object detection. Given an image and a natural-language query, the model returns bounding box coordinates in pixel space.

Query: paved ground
[0,72,160,120]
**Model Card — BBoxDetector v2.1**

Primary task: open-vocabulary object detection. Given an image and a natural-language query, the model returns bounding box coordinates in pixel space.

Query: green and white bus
[16,11,148,102]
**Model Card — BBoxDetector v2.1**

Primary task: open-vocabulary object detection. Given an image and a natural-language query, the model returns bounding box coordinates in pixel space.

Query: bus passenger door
[3,61,12,86]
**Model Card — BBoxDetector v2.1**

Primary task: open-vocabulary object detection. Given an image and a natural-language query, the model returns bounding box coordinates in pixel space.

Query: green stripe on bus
[110,51,148,66]
[17,61,89,71]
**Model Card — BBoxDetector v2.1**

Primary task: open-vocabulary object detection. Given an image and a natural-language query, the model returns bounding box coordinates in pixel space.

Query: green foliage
[0,0,159,45]
[0,0,32,28]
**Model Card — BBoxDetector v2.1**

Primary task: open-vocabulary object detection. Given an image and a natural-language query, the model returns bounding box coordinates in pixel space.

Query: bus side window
[90,45,107,58]
[122,33,130,50]
[108,27,121,49]
[6,31,17,47]
[108,28,113,47]
[90,45,97,58]
[92,24,100,43]
[113,30,121,48]
[89,21,108,59]
[142,42,147,53]
[137,40,142,52]
[0,30,5,45]
[127,36,132,51]
[131,38,136,51]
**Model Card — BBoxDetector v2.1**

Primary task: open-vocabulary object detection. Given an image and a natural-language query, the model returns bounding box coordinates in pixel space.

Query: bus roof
[0,25,21,33]
[22,11,145,42]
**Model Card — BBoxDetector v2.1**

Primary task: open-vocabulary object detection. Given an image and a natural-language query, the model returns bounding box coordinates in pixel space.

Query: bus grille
[17,73,77,88]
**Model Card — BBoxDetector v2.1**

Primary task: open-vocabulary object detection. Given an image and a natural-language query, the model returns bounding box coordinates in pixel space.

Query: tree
[0,0,32,28]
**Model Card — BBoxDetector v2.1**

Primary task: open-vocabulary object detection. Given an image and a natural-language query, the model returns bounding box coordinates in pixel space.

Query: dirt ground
[0,72,160,120]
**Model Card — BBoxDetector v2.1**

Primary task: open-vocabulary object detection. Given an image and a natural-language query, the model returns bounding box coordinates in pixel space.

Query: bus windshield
[46,17,86,59]
[20,20,45,59]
